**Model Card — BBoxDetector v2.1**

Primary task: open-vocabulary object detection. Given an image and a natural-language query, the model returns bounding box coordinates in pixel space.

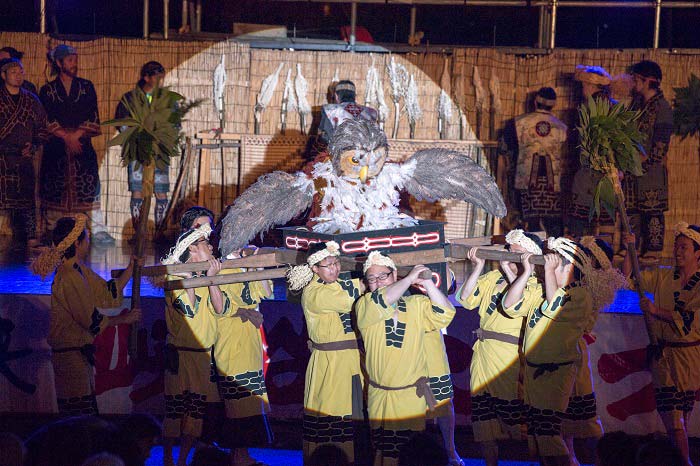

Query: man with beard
[39,45,114,244]
[0,58,47,247]
[628,60,673,261]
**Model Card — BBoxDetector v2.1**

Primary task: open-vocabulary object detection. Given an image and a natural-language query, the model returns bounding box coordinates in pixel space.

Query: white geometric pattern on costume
[514,109,567,191]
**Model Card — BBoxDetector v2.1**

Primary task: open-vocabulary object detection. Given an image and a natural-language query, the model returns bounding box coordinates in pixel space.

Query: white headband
[161,223,212,265]
[580,236,612,270]
[363,250,396,274]
[505,229,543,255]
[287,241,341,291]
[674,222,700,247]
[547,236,591,272]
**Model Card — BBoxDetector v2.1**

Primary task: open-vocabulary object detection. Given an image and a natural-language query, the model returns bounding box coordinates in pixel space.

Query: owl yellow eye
[350,157,359,165]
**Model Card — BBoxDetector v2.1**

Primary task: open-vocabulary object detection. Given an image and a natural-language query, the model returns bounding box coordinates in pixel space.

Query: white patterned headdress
[161,223,212,265]
[674,222,700,247]
[287,241,341,291]
[547,236,592,273]
[363,251,396,274]
[505,229,543,255]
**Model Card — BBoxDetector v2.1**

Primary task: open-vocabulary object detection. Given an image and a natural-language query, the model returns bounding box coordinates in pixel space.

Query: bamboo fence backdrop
[1,31,698,255]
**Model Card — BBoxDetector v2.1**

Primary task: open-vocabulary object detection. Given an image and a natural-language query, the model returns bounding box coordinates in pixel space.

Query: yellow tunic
[561,338,603,438]
[638,267,700,427]
[562,295,603,439]
[457,270,529,442]
[50,257,123,415]
[424,329,453,418]
[214,270,272,447]
[163,276,225,438]
[301,275,363,462]
[357,288,455,466]
[506,282,592,457]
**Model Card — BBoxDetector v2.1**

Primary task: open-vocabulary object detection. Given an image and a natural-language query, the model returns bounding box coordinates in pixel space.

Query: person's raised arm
[206,259,225,314]
[458,247,486,301]
[382,265,430,306]
[503,252,533,309]
[543,254,561,304]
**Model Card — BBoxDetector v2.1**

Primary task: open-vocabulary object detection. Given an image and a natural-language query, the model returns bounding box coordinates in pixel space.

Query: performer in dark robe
[568,65,617,238]
[0,58,47,245]
[0,47,38,95]
[39,44,114,244]
[628,60,673,260]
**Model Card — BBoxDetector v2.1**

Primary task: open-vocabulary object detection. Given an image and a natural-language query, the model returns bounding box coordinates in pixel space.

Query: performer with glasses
[287,241,367,464]
[356,251,456,466]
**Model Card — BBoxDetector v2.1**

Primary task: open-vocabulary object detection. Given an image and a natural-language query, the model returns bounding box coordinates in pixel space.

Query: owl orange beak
[359,165,369,184]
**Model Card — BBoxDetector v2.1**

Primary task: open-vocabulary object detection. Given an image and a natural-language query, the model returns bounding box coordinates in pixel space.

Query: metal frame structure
[37,0,700,49]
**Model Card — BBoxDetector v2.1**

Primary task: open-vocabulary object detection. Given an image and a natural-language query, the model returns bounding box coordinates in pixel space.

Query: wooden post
[143,0,149,38]
[164,0,169,39]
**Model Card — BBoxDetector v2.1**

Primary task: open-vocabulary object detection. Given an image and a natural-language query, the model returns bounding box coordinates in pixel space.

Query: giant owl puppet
[219,119,507,256]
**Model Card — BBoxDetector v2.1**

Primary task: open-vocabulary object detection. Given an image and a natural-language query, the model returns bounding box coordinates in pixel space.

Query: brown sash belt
[53,344,96,366]
[473,328,519,345]
[526,359,574,380]
[173,345,212,352]
[308,340,359,351]
[368,376,438,411]
[660,340,700,349]
[53,346,88,353]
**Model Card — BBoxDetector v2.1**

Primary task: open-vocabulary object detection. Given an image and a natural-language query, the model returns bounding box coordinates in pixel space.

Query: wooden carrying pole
[151,246,544,291]
[608,173,659,350]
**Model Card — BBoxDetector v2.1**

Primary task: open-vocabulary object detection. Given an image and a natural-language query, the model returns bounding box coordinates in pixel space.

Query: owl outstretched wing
[402,148,507,218]
[219,171,315,256]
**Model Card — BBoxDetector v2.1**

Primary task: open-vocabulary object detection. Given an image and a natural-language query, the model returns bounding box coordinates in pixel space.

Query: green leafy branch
[673,73,700,141]
[103,85,202,170]
[576,96,646,219]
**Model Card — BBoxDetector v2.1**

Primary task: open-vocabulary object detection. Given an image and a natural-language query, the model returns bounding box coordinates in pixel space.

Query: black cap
[631,60,662,82]
[140,61,165,78]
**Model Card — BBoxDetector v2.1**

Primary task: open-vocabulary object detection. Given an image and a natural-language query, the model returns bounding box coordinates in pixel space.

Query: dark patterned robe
[625,91,672,215]
[0,86,48,209]
[39,77,101,212]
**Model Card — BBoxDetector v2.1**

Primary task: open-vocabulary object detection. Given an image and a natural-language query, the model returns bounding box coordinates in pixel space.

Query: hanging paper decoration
[295,63,312,135]
[405,74,422,139]
[387,55,408,138]
[254,62,284,134]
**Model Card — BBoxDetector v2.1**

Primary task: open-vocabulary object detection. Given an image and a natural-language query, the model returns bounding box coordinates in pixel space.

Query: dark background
[3,1,700,49]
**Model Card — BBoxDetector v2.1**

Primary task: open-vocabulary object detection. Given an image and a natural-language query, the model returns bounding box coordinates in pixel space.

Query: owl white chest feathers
[310,160,419,234]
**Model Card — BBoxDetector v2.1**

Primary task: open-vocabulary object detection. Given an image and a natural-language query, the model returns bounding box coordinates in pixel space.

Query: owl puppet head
[328,119,389,183]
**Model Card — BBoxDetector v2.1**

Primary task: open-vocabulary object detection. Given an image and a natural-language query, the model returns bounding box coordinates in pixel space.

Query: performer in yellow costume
[562,236,626,464]
[623,224,700,466]
[214,251,274,466]
[356,251,456,466]
[161,224,230,466]
[287,241,365,463]
[457,229,543,466]
[504,237,594,466]
[31,214,140,416]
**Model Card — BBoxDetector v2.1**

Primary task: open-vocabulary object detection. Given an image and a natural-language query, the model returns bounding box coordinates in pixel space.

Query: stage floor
[0,239,643,314]
[145,447,587,466]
